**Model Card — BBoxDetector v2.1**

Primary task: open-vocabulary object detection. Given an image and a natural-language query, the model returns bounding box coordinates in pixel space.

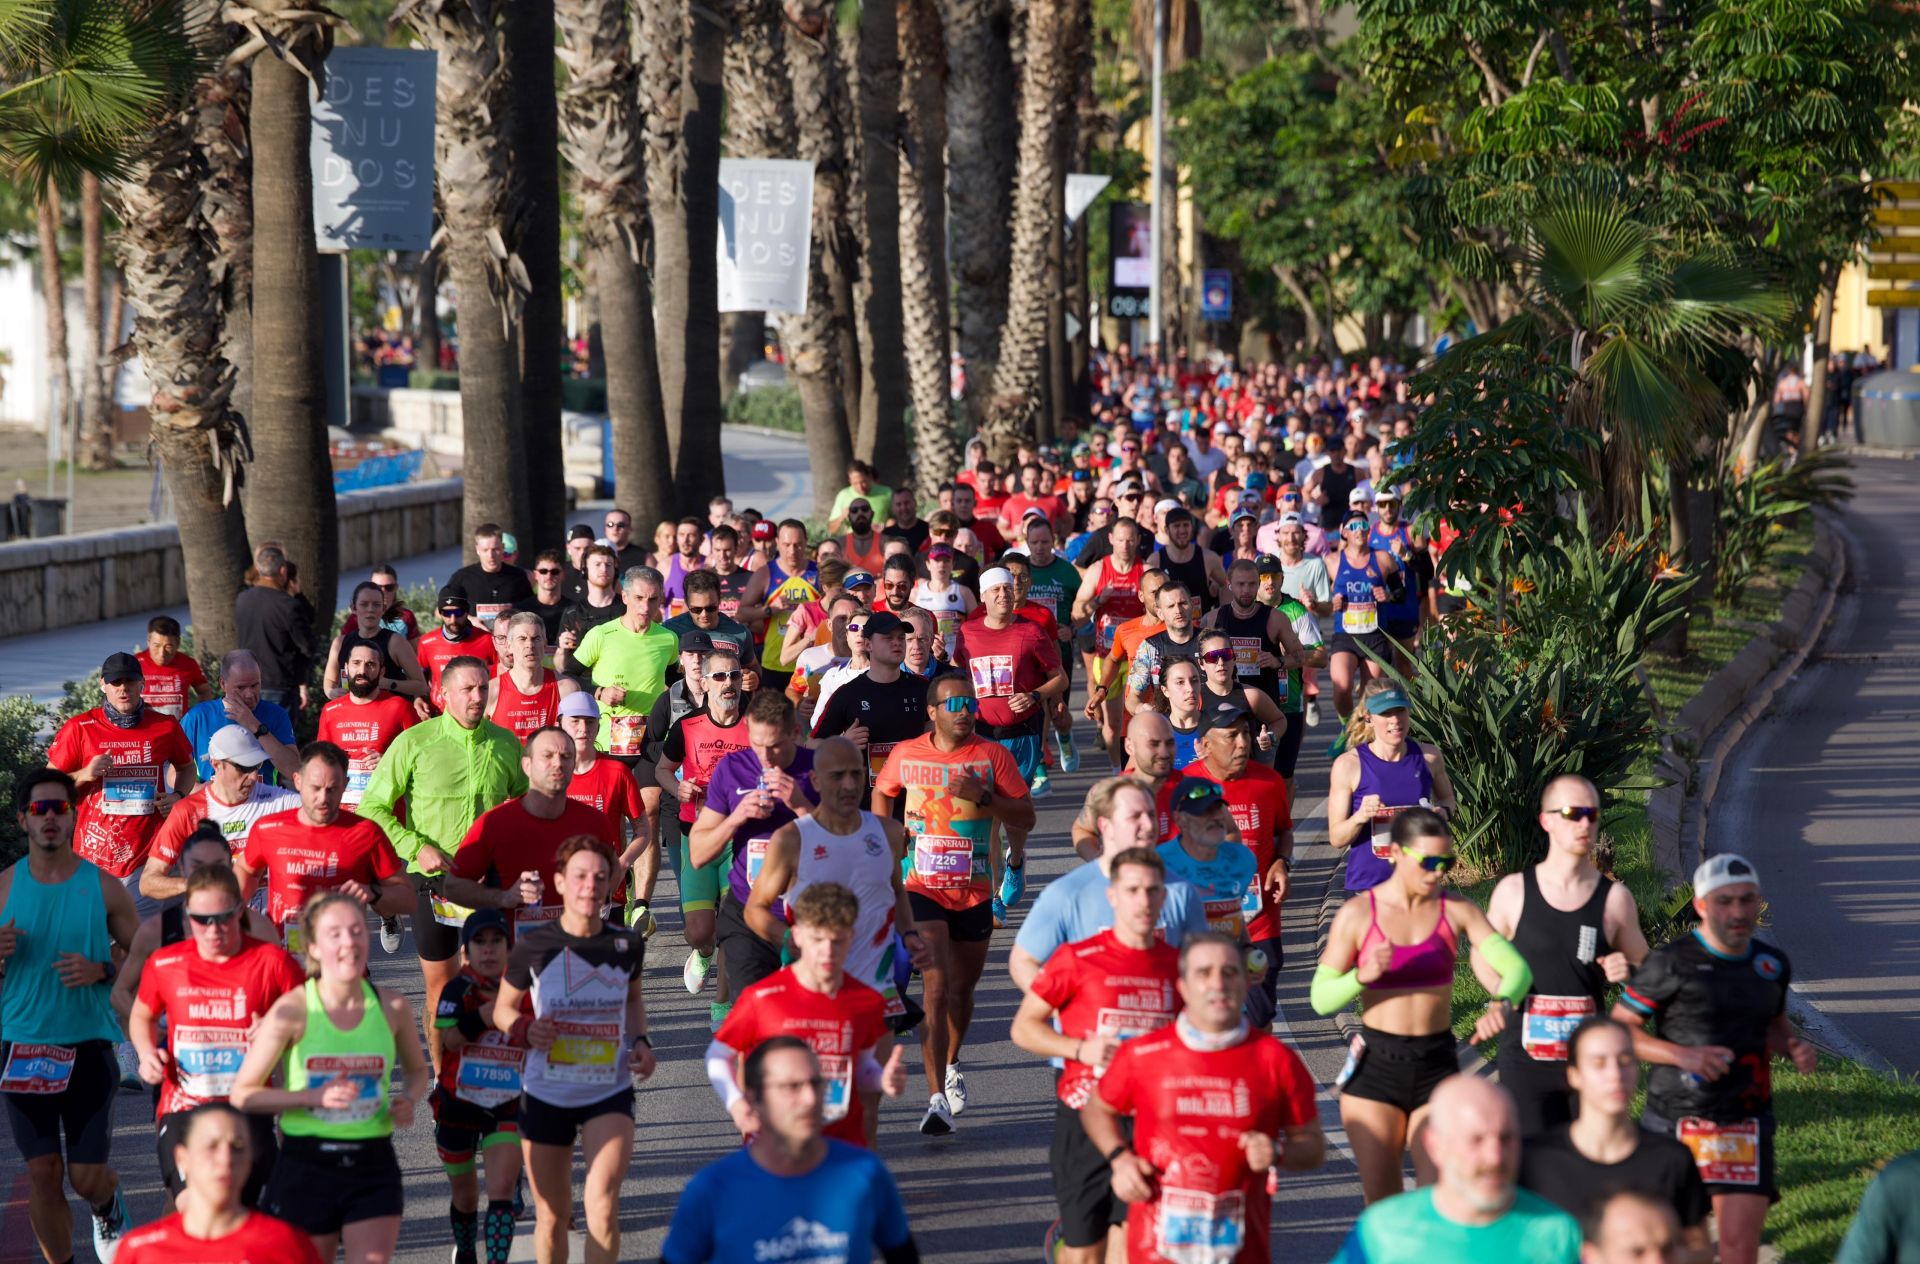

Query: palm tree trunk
[194,61,254,438]
[557,0,673,527]
[852,0,909,484]
[78,175,116,470]
[36,191,71,459]
[897,0,957,486]
[941,0,1015,425]
[641,0,727,514]
[505,0,567,550]
[413,248,440,372]
[982,0,1070,459]
[247,39,339,626]
[720,312,763,406]
[1800,269,1837,455]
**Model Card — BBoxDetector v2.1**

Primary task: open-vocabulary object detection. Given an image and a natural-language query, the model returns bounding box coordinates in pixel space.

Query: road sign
[717,158,816,315]
[1866,289,1920,308]
[1200,270,1232,322]
[310,48,438,252]
[1066,174,1110,226]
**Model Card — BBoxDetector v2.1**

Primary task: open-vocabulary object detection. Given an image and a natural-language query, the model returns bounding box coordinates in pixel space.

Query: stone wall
[0,478,467,639]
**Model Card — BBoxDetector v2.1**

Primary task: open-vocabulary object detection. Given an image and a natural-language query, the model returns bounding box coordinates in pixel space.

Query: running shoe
[1000,859,1026,910]
[709,1001,732,1032]
[991,896,1007,929]
[1030,764,1053,799]
[944,1064,969,1115]
[115,1041,141,1091]
[91,1185,129,1264]
[919,1092,955,1136]
[626,901,658,939]
[380,916,403,954]
[683,948,714,994]
[1057,731,1081,773]
[1305,699,1321,728]
[1326,731,1349,759]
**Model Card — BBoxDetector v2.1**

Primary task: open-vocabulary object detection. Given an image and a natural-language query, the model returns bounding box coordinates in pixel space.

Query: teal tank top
[0,860,122,1045]
[282,978,395,1140]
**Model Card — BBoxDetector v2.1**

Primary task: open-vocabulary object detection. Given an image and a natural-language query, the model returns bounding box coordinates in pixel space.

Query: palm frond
[1585,332,1699,458]
[1528,199,1652,329]
[1657,252,1793,344]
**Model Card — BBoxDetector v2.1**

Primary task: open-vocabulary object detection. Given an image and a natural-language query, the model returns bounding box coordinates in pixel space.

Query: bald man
[1330,1076,1582,1263]
[1581,1191,1682,1264]
[1069,711,1178,861]
[1484,774,1651,1137]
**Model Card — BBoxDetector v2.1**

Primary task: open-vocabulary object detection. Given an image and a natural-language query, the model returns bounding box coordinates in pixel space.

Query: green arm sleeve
[1477,932,1534,1006]
[1311,965,1366,1016]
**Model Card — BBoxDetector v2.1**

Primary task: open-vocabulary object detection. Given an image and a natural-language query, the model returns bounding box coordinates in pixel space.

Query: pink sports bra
[1359,889,1459,991]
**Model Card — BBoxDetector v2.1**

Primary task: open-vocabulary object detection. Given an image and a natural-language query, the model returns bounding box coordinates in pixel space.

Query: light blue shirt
[1014,858,1210,964]
[181,697,295,783]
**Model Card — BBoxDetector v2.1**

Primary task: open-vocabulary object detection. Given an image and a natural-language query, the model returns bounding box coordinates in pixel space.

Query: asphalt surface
[1707,455,1920,1078]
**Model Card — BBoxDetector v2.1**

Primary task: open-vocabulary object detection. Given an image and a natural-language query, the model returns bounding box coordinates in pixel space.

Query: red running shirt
[316,692,418,807]
[1098,1028,1318,1264]
[1181,759,1292,940]
[117,1211,322,1264]
[47,707,194,877]
[136,650,207,718]
[148,782,299,870]
[240,809,406,930]
[451,797,621,935]
[715,968,889,1147]
[1028,930,1179,1108]
[491,670,563,739]
[416,627,498,695]
[566,757,645,830]
[953,617,1061,730]
[134,936,307,1117]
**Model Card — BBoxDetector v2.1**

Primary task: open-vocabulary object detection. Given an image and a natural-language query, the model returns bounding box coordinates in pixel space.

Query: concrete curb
[1649,511,1846,884]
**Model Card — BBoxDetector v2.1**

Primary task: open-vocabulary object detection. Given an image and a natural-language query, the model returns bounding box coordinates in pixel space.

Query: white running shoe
[944,1063,969,1115]
[919,1092,955,1136]
[380,916,404,954]
[683,947,714,994]
[1305,700,1321,728]
[91,1185,129,1264]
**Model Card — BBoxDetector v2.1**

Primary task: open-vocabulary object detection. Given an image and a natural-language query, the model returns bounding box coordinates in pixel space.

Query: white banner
[717,158,815,315]
[310,48,437,253]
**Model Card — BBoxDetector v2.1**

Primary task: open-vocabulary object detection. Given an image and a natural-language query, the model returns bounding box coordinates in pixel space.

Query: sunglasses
[1201,648,1235,664]
[686,602,719,615]
[440,607,467,618]
[374,582,397,592]
[1397,845,1457,874]
[707,669,743,682]
[846,623,869,635]
[1549,805,1599,822]
[187,908,241,926]
[534,566,563,576]
[222,760,267,777]
[1343,519,1369,532]
[938,696,980,714]
[23,799,72,817]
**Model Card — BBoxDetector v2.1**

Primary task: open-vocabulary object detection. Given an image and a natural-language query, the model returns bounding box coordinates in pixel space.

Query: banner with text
[311,48,437,253]
[717,159,816,315]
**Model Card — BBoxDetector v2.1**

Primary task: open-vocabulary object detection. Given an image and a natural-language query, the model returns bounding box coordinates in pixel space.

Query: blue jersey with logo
[661,1140,910,1264]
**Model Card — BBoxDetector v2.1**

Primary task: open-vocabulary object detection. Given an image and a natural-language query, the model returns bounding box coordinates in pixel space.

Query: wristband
[632,1033,652,1049]
[1105,1143,1129,1163]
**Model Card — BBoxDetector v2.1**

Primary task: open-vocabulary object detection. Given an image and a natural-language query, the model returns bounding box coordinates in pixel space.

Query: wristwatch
[252,724,268,738]
[976,787,995,809]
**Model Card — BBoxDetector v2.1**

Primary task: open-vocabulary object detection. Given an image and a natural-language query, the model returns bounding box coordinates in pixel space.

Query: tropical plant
[1712,449,1853,601]
[849,0,909,483]
[0,694,51,868]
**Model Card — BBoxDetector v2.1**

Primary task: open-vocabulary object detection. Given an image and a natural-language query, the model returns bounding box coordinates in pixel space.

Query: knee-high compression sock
[484,1199,517,1263]
[451,1204,478,1256]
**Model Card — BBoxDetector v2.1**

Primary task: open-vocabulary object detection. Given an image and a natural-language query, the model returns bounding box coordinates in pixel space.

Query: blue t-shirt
[1013,858,1210,964]
[705,746,818,906]
[181,697,296,783]
[1158,837,1259,938]
[661,1140,911,1264]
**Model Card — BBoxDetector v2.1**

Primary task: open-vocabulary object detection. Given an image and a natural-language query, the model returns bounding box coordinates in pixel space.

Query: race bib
[282,918,307,959]
[967,655,1014,697]
[1368,805,1421,860]
[475,602,513,628]
[0,1043,77,1095]
[430,891,474,929]
[1094,615,1119,655]
[1155,1187,1246,1264]
[1093,1006,1167,1077]
[546,1019,621,1086]
[1677,1117,1761,1186]
[912,834,975,889]
[1202,898,1246,938]
[343,755,379,806]
[302,1054,387,1124]
[145,681,187,717]
[607,713,646,758]
[174,1027,249,1101]
[514,903,561,934]
[818,1053,852,1122]
[455,1041,526,1109]
[1341,601,1378,635]
[867,742,896,789]
[745,836,771,884]
[102,764,160,816]
[1230,637,1261,678]
[1521,995,1596,1062]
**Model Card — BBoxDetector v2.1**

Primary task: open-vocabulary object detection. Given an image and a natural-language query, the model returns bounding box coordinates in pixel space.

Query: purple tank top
[1345,739,1435,891]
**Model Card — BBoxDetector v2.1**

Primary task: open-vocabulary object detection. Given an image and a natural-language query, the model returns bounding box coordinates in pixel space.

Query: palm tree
[939,0,1014,425]
[850,0,908,484]
[32,187,69,453]
[897,0,957,484]
[398,0,532,556]
[76,173,115,470]
[640,0,725,514]
[556,0,674,528]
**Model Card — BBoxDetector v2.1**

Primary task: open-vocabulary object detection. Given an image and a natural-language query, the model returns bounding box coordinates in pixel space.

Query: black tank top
[1498,868,1613,1066]
[1319,462,1359,516]
[1142,629,1204,691]
[1214,602,1281,698]
[340,624,401,681]
[1156,544,1212,612]
[161,904,186,947]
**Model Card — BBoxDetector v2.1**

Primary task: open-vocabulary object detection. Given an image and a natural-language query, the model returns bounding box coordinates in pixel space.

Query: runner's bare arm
[230,991,311,1113]
[1277,1119,1327,1172]
[1604,882,1651,971]
[688,800,748,870]
[744,824,801,944]
[731,567,775,627]
[110,916,159,1023]
[1324,751,1370,848]
[625,973,656,1080]
[140,851,186,903]
[1269,607,1307,669]
[1008,945,1045,993]
[372,873,414,918]
[1080,1087,1156,1202]
[103,871,139,952]
[1484,872,1524,939]
[386,635,429,697]
[322,634,346,699]
[1070,564,1104,624]
[1009,988,1078,1061]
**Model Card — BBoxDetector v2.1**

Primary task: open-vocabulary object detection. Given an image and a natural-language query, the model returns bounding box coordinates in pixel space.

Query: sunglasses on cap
[1548,805,1599,822]
[187,908,241,927]
[1175,783,1224,810]
[1397,845,1457,874]
[1201,648,1235,664]
[937,695,980,714]
[23,799,72,817]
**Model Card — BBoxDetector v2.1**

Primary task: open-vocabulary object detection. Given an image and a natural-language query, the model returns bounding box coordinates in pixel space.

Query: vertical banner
[1200,269,1233,322]
[310,48,438,252]
[1108,202,1152,319]
[717,158,816,315]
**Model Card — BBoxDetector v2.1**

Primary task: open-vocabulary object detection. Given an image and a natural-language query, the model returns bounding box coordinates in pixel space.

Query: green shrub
[724,385,805,433]
[0,696,54,868]
[407,369,461,392]
[1715,450,1853,601]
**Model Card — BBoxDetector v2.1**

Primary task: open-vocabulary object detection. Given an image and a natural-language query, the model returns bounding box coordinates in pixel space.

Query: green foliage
[0,694,50,867]
[1769,1056,1920,1262]
[724,386,805,434]
[57,670,101,721]
[1383,521,1689,874]
[1714,449,1852,600]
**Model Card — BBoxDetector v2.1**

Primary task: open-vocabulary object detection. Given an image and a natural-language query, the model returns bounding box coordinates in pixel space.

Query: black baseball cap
[461,908,511,946]
[1196,698,1251,738]
[677,630,715,654]
[436,585,470,610]
[859,610,906,637]
[100,651,143,683]
[567,524,596,542]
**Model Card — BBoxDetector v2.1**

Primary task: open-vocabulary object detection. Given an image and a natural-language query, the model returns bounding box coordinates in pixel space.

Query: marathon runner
[370,563,420,641]
[811,612,927,814]
[447,522,533,631]
[139,725,296,903]
[702,525,754,621]
[1313,808,1532,1203]
[1125,581,1204,716]
[561,566,678,833]
[1073,517,1149,766]
[875,555,920,624]
[1577,1191,1686,1264]
[909,541,974,662]
[322,581,427,701]
[735,519,822,696]
[841,498,890,574]
[136,615,214,718]
[1322,511,1405,725]
[0,767,142,1263]
[418,590,502,705]
[1613,853,1815,1264]
[115,1103,321,1264]
[357,657,527,1068]
[1365,489,1423,666]
[558,545,624,654]
[1080,931,1327,1264]
[1202,557,1307,754]
[1069,713,1179,860]
[662,569,755,662]
[48,650,197,919]
[711,881,909,1147]
[598,507,647,574]
[1517,1017,1709,1257]
[231,890,430,1264]
[1487,775,1649,1137]
[1270,517,1332,727]
[873,675,1034,1135]
[1194,630,1285,759]
[1018,515,1086,773]
[513,550,574,649]
[662,516,710,615]
[1327,685,1457,892]
[180,652,297,786]
[1251,554,1326,788]
[493,836,654,1264]
[1011,845,1181,1264]
[128,862,306,1209]
[485,613,576,739]
[555,692,653,931]
[662,1039,918,1264]
[430,909,529,1264]
[1156,776,1260,947]
[1146,505,1228,611]
[316,641,418,812]
[1160,658,1206,768]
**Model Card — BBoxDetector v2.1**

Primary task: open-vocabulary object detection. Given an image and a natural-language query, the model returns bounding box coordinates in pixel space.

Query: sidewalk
[0,426,813,704]
[1707,456,1920,1077]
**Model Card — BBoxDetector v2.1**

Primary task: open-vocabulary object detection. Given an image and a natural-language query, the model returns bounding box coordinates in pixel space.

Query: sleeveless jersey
[1368,523,1421,625]
[0,860,122,1046]
[492,670,562,740]
[842,532,888,574]
[910,580,969,660]
[1332,549,1387,638]
[714,568,753,623]
[789,812,903,1017]
[339,624,402,682]
[1155,543,1212,612]
[1500,870,1613,1066]
[1092,557,1147,652]
[1344,739,1435,892]
[282,978,395,1140]
[1214,601,1283,700]
[760,560,822,671]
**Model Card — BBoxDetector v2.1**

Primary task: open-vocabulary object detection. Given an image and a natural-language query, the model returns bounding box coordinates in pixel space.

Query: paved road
[1708,455,1920,1077]
[0,426,815,705]
[0,707,1373,1263]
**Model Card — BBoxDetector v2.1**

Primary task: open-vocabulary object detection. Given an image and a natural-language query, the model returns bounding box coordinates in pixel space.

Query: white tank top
[790,811,902,1016]
[911,580,967,659]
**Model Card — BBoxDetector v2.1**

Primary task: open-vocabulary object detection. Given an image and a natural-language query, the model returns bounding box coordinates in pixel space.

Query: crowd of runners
[2,348,1911,1264]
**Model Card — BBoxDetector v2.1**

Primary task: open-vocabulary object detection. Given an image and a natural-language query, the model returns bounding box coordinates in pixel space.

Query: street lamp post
[1148,0,1165,351]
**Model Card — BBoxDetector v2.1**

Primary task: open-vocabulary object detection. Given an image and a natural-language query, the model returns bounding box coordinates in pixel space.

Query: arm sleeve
[1310,966,1366,1016]
[356,741,431,865]
[1126,641,1155,693]
[1475,932,1533,1005]
[703,1038,744,1108]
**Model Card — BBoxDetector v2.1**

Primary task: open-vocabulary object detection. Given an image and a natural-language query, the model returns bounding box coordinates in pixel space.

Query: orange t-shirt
[1097,617,1165,688]
[875,734,1029,911]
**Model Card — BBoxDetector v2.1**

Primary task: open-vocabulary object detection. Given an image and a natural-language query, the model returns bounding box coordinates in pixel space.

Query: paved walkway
[0,426,814,704]
[1709,455,1920,1077]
